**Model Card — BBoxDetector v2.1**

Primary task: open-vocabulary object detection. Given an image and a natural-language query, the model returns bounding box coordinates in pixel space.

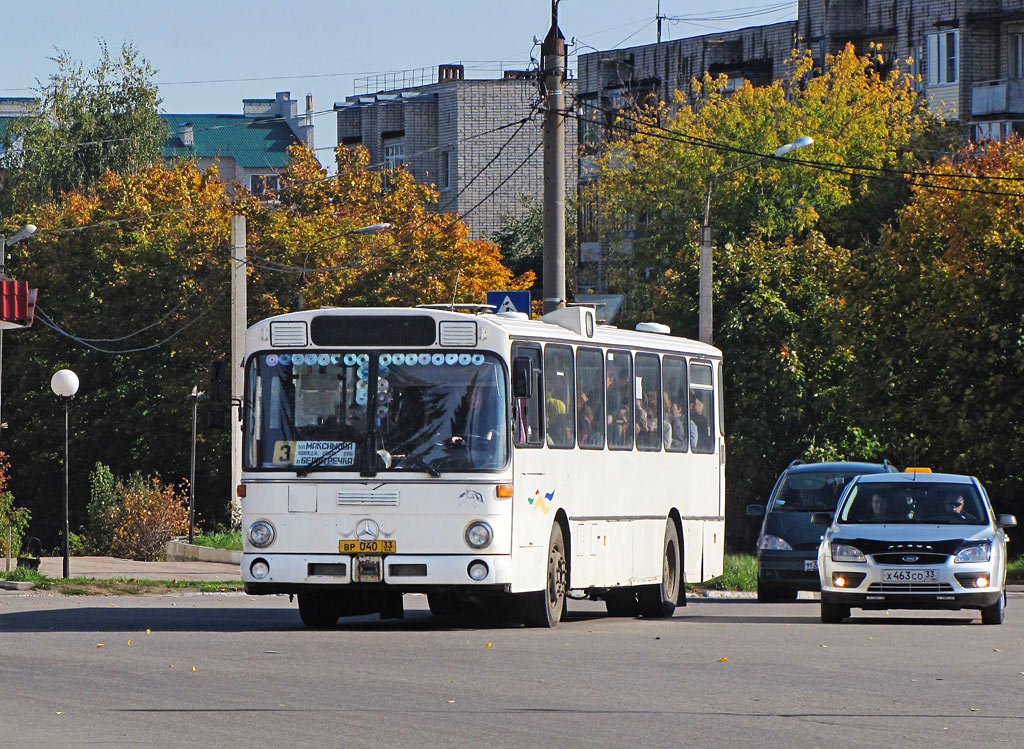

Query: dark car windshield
[768,472,863,513]
[837,482,988,525]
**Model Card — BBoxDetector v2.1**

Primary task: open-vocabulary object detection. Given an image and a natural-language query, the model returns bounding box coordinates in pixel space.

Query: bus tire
[638,520,681,618]
[521,522,567,628]
[297,590,341,627]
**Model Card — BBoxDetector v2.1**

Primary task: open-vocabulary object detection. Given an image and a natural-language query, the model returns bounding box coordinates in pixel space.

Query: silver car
[813,472,1016,624]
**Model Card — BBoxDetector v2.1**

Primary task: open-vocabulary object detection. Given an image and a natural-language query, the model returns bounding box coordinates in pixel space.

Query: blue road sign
[486,290,531,317]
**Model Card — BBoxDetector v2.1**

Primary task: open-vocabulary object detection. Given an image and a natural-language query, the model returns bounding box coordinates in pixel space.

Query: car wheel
[820,599,850,623]
[980,591,1006,625]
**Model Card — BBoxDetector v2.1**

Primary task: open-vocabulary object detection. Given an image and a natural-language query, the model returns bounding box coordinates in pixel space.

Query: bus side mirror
[512,356,533,399]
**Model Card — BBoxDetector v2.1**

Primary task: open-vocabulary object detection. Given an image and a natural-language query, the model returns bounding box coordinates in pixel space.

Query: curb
[0,580,35,590]
[165,540,242,565]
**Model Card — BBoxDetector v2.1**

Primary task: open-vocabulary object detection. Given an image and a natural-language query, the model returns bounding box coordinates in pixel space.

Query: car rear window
[837,482,987,525]
[768,472,862,513]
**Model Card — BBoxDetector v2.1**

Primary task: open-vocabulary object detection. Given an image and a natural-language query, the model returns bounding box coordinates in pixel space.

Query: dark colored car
[746,460,896,602]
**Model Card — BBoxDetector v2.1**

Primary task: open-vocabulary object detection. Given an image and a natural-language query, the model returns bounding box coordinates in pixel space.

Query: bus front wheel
[521,522,567,628]
[638,521,681,618]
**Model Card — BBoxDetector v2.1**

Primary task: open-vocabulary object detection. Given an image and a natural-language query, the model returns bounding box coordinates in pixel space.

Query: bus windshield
[245,351,508,474]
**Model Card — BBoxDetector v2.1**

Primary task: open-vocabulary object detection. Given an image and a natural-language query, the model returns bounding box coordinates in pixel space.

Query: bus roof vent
[539,306,596,338]
[438,320,477,346]
[495,311,528,320]
[635,322,671,335]
[270,321,308,346]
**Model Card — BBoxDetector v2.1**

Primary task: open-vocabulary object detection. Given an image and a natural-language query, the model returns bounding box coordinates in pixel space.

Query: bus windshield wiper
[398,452,442,478]
[296,443,348,477]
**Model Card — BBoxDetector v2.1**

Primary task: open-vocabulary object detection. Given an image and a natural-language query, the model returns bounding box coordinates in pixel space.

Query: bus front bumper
[241,552,513,592]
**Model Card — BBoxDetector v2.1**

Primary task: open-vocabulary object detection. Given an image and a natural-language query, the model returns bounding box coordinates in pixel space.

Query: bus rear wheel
[522,522,567,628]
[297,590,341,627]
[638,520,681,618]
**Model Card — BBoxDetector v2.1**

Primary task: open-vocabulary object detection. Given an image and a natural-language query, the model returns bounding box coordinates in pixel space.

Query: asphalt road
[1,591,1022,748]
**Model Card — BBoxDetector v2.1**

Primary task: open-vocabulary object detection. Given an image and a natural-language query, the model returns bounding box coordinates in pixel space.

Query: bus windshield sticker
[273,440,356,467]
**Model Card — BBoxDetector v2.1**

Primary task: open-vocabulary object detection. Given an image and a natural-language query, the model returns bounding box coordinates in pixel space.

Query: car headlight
[248,520,275,548]
[955,542,992,563]
[758,534,793,551]
[831,543,866,563]
[465,521,493,549]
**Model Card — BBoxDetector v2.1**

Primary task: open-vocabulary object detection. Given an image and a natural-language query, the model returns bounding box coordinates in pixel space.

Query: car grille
[867,582,954,593]
[871,552,949,566]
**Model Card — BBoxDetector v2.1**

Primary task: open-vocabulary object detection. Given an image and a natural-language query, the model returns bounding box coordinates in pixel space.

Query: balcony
[971,78,1024,116]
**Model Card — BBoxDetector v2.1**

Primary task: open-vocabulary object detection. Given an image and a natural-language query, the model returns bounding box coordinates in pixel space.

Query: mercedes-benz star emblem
[356,519,380,542]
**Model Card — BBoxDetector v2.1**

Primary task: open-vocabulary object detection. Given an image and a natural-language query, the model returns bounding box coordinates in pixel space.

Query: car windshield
[836,482,988,525]
[245,350,508,473]
[768,472,863,513]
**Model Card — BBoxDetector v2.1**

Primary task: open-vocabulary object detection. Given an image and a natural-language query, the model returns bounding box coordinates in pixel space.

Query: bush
[86,463,189,561]
[0,453,30,559]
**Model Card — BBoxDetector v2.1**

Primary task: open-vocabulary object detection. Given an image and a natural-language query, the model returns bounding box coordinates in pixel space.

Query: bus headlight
[465,521,493,549]
[250,559,270,579]
[248,520,276,548]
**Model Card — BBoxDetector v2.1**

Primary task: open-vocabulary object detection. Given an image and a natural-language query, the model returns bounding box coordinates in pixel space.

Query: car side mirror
[810,512,833,527]
[746,504,765,519]
[512,356,533,399]
[997,514,1017,529]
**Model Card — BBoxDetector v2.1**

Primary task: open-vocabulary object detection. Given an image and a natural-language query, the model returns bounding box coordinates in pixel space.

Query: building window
[440,151,450,190]
[927,30,958,85]
[1012,34,1024,79]
[250,174,279,196]
[384,140,405,171]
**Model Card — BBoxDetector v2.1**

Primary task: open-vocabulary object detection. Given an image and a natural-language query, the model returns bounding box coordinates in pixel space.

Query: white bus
[240,305,725,627]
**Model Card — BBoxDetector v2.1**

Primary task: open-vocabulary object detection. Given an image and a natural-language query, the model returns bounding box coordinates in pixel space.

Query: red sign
[0,280,37,328]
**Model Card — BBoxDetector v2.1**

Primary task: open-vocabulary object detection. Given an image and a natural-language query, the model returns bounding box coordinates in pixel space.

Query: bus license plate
[882,568,937,582]
[340,539,396,554]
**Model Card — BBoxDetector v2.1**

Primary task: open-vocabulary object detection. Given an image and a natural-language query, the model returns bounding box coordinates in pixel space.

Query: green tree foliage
[2,143,531,547]
[591,45,941,543]
[842,138,1024,522]
[0,40,164,213]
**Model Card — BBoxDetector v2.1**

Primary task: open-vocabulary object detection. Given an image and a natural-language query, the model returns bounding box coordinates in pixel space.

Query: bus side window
[689,361,715,454]
[663,356,687,453]
[576,347,605,449]
[544,344,575,448]
[606,349,633,450]
[635,353,661,452]
[512,343,543,447]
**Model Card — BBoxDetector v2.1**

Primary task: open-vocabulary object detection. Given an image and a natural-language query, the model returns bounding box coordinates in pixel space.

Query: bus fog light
[467,560,489,581]
[248,520,276,548]
[465,521,493,549]
[250,559,270,579]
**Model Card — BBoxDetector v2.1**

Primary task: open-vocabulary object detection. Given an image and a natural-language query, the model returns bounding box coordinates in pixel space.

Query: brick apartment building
[335,64,577,239]
[576,0,1024,293]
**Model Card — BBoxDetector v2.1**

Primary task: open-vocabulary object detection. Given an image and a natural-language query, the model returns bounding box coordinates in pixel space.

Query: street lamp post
[188,385,204,544]
[50,368,79,579]
[698,137,813,344]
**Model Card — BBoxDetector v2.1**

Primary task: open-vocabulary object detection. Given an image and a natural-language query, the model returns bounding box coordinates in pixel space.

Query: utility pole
[230,215,246,525]
[542,0,566,315]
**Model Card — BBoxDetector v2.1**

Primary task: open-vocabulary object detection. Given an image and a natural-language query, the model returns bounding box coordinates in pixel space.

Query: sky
[1,0,797,156]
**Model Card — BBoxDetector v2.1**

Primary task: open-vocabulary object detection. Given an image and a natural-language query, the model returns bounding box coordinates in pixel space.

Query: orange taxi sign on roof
[904,467,932,473]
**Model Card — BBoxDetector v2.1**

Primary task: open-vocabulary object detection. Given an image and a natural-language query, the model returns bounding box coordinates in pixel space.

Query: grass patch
[0,567,244,595]
[190,531,242,551]
[1008,555,1024,582]
[694,553,758,592]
